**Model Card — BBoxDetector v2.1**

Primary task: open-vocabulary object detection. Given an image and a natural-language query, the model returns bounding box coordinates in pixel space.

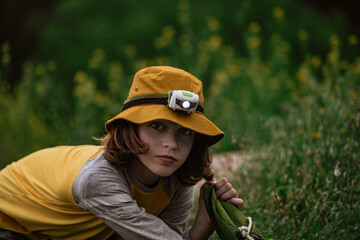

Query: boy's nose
[162,131,179,149]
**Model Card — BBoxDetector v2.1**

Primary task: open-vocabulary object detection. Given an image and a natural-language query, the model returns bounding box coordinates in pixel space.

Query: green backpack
[203,185,264,240]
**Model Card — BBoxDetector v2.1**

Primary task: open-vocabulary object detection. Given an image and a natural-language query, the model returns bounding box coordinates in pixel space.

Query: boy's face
[133,119,195,185]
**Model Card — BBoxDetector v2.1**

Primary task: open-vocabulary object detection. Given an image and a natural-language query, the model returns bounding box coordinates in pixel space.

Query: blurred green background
[1,0,359,238]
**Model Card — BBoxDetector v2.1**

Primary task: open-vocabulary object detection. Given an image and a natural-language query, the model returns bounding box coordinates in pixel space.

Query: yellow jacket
[0,145,112,239]
[0,145,194,240]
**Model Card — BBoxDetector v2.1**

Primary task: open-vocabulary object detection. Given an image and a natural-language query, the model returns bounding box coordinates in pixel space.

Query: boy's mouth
[157,155,177,163]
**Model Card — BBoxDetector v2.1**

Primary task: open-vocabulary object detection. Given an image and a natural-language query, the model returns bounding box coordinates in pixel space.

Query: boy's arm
[73,169,184,240]
[157,182,194,238]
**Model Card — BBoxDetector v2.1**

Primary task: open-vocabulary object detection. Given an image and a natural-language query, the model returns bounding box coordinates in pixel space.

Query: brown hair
[101,120,214,186]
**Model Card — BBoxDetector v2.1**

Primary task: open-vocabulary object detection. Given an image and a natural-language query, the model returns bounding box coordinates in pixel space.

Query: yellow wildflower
[2,52,10,64]
[206,16,220,31]
[109,61,122,80]
[350,89,357,100]
[178,0,189,11]
[273,7,284,20]
[327,49,339,64]
[214,71,228,84]
[124,44,137,56]
[249,22,261,34]
[225,61,240,77]
[154,26,175,49]
[207,35,222,51]
[163,25,175,38]
[1,41,10,52]
[35,64,45,75]
[348,34,358,45]
[74,71,87,84]
[47,60,57,71]
[310,56,321,68]
[93,48,105,59]
[312,131,321,140]
[247,36,262,49]
[330,34,340,47]
[298,29,308,41]
[88,48,105,69]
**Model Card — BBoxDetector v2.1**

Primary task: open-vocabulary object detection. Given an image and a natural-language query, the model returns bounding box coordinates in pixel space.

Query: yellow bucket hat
[105,66,224,146]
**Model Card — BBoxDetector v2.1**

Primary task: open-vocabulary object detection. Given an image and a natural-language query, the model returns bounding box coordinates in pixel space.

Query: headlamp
[168,90,199,113]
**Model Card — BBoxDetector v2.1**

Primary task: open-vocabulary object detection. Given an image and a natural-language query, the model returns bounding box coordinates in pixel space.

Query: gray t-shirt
[73,152,194,239]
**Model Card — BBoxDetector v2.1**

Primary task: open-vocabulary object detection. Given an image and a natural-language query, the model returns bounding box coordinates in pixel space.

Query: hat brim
[105,104,224,146]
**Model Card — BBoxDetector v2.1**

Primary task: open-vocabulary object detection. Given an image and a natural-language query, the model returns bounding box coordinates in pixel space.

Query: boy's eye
[181,128,194,136]
[150,121,164,130]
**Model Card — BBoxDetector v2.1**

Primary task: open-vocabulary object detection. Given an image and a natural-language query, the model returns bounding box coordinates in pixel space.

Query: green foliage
[217,58,360,238]
[0,0,359,238]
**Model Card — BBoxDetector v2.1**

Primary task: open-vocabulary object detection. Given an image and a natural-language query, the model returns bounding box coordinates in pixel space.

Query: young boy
[0,66,243,239]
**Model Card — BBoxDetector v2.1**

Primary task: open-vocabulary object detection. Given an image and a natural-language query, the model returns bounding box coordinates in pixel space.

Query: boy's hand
[190,178,243,239]
[212,178,243,210]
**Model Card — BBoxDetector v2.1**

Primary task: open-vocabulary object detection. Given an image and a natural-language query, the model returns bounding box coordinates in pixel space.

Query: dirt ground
[194,151,250,191]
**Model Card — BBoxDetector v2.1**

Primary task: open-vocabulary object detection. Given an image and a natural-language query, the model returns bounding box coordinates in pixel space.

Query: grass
[190,60,360,239]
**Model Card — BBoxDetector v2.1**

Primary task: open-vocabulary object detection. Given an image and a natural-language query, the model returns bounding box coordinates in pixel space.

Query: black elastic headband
[122,97,204,113]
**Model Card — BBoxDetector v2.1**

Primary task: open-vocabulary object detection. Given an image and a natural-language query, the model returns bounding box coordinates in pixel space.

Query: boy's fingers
[217,188,237,201]
[227,198,244,210]
[208,177,244,211]
[213,177,229,189]
[208,180,216,185]
[215,182,233,198]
